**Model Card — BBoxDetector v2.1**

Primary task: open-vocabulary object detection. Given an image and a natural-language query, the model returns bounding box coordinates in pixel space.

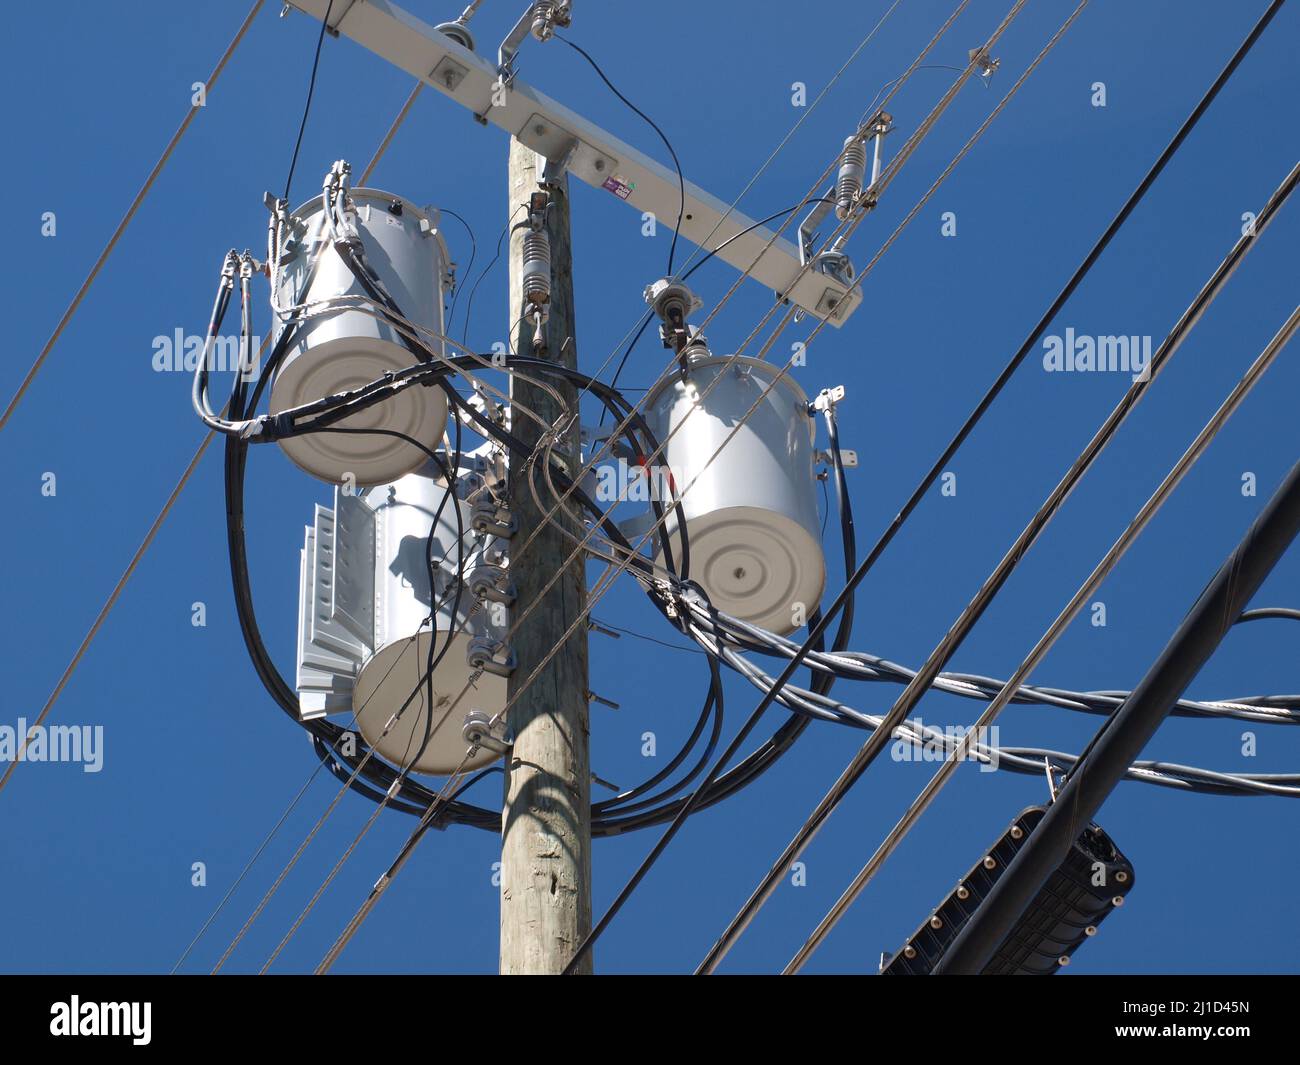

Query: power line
[555,33,685,275]
[783,299,1300,973]
[580,0,907,415]
[559,1,1071,973]
[240,0,1035,852]
[443,1,1006,723]
[283,0,337,201]
[312,754,487,973]
[0,84,426,801]
[0,0,265,431]
[170,737,334,973]
[936,451,1300,974]
[695,153,1300,972]
[685,0,1289,971]
[361,81,424,185]
[0,433,216,797]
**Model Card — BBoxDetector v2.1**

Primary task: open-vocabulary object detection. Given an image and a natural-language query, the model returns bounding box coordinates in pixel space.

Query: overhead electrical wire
[161,0,1291,977]
[502,0,1008,648]
[579,0,907,417]
[459,205,522,349]
[283,0,336,202]
[171,725,341,973]
[213,0,1289,863]
[440,207,478,333]
[694,30,1297,974]
[555,33,685,275]
[215,0,1076,853]
[361,81,425,185]
[313,0,1027,969]
[1238,607,1300,624]
[0,35,437,804]
[699,158,1300,970]
[218,179,1294,972]
[0,0,265,432]
[782,298,1300,974]
[312,744,488,974]
[599,197,837,417]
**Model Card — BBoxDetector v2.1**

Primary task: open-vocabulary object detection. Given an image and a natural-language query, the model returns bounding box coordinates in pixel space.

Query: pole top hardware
[435,20,475,52]
[645,277,705,379]
[644,277,702,326]
[811,385,846,413]
[498,1,572,85]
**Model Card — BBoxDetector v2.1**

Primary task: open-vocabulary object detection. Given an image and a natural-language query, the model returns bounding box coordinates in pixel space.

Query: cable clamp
[219,249,240,290]
[810,385,846,413]
[650,578,689,620]
[815,447,858,469]
[968,47,1001,80]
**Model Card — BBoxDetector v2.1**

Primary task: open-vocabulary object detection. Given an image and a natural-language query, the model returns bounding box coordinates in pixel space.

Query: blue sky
[2,0,1297,975]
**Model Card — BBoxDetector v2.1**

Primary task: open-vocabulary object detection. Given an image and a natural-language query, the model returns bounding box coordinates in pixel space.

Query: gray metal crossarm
[286,0,861,324]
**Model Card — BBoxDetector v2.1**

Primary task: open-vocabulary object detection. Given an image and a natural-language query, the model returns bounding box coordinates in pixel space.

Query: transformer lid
[352,630,505,776]
[658,505,826,636]
[269,334,448,487]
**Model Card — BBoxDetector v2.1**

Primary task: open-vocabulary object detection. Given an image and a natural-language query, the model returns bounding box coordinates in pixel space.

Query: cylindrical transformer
[643,353,826,635]
[270,187,451,487]
[350,464,510,775]
[295,459,511,776]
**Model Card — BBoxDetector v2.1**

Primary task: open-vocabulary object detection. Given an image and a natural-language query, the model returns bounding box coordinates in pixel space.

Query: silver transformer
[641,352,826,636]
[270,186,452,487]
[295,459,513,775]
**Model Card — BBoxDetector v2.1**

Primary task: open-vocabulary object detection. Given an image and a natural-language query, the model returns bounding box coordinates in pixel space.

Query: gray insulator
[835,137,867,221]
[521,229,551,306]
[467,637,517,677]
[531,1,557,41]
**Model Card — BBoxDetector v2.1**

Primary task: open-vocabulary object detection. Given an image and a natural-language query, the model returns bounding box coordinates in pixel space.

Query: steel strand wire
[694,156,1300,974]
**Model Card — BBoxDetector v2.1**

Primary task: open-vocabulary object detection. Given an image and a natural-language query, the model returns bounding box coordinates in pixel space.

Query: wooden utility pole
[500,137,592,974]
